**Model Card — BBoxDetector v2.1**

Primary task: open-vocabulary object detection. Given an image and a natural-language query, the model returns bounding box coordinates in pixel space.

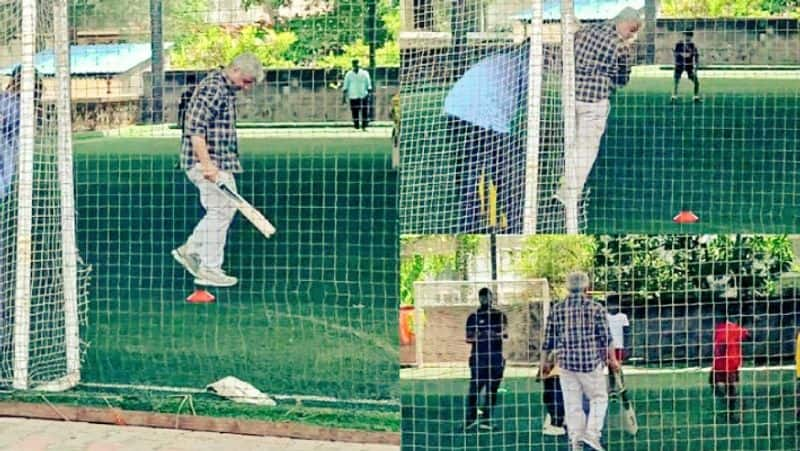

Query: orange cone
[673,210,699,224]
[186,288,215,304]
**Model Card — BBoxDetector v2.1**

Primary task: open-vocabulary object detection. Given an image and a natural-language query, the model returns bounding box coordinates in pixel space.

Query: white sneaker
[542,413,551,429]
[171,245,201,278]
[542,423,566,436]
[195,267,238,287]
[581,435,605,451]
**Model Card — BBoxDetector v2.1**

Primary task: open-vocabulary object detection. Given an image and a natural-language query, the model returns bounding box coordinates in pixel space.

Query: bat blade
[216,182,276,238]
[621,400,639,435]
[615,370,638,436]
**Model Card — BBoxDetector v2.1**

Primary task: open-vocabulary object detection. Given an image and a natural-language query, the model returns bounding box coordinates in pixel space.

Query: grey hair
[566,271,590,294]
[614,6,644,24]
[228,52,265,83]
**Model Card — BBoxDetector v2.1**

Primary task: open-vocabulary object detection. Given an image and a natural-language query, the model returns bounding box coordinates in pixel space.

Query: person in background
[671,30,701,103]
[463,287,508,431]
[342,59,372,131]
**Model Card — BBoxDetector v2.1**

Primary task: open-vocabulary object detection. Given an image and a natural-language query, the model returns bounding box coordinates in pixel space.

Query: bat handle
[215,180,235,196]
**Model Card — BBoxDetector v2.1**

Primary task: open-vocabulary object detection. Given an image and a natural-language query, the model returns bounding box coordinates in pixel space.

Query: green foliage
[593,235,794,304]
[169,24,296,69]
[66,0,399,69]
[375,3,401,67]
[399,236,481,306]
[515,235,596,299]
[163,0,211,41]
[69,0,97,29]
[69,0,211,37]
[272,0,397,67]
[316,39,370,69]
[376,39,400,67]
[315,38,399,69]
[242,0,284,9]
[661,0,800,17]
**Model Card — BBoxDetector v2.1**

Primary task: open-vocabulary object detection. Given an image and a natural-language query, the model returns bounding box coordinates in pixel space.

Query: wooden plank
[0,401,400,446]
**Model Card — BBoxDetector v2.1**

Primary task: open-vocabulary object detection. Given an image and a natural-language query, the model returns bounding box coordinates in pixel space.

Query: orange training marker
[673,210,699,224]
[186,288,215,304]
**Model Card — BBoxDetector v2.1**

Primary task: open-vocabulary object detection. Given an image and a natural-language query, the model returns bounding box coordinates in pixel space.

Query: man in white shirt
[342,59,372,131]
[606,296,630,394]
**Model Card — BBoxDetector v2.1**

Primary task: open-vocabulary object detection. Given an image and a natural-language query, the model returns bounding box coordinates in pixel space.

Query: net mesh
[0,0,90,389]
[2,0,400,431]
[400,234,799,450]
[399,1,800,235]
[399,0,587,234]
[412,279,550,370]
[71,0,399,409]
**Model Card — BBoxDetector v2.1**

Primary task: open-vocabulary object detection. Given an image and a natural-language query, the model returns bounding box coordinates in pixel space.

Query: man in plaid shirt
[172,53,264,288]
[554,8,642,213]
[541,272,619,451]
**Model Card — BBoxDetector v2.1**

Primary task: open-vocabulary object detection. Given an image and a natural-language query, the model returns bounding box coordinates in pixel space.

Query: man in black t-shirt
[672,31,701,103]
[463,287,508,431]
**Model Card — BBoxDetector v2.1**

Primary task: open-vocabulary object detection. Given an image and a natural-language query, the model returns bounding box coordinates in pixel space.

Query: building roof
[513,0,646,21]
[2,43,172,76]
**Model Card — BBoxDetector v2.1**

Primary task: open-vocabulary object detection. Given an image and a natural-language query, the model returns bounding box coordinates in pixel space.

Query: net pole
[367,0,377,122]
[523,0,543,234]
[560,0,578,234]
[149,0,164,124]
[490,231,498,281]
[12,0,38,390]
[54,0,80,388]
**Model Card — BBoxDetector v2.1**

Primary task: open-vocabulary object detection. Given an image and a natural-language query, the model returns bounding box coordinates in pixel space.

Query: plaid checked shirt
[180,70,242,172]
[574,22,633,103]
[542,293,612,373]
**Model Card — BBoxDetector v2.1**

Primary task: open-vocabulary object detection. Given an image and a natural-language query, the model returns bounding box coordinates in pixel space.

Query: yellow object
[477,172,486,216]
[488,179,497,227]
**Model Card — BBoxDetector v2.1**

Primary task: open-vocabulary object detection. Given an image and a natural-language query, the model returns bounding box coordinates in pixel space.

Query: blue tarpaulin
[513,0,645,21]
[1,43,172,76]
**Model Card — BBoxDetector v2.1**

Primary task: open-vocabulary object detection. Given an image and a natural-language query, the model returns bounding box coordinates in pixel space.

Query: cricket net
[401,234,798,450]
[0,0,91,392]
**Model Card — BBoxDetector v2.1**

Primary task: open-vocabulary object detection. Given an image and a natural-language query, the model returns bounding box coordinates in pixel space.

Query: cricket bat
[613,369,639,435]
[215,181,276,238]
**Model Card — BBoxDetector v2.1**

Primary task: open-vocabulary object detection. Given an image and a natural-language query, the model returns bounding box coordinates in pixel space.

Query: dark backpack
[177,86,195,129]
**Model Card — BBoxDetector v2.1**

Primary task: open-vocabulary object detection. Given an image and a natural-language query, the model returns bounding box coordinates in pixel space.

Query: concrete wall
[654,19,800,65]
[142,67,400,125]
[416,303,546,366]
[408,293,799,368]
[67,67,399,130]
[622,294,799,367]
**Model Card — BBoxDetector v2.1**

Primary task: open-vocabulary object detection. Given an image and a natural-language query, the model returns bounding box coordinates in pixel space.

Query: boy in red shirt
[710,314,750,423]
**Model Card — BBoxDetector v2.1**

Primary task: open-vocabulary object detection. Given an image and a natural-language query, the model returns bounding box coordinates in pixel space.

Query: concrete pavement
[0,418,400,451]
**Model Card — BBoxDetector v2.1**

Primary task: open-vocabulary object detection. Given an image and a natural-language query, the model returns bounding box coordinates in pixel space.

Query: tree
[169,24,297,69]
[660,0,800,17]
[593,235,794,304]
[399,235,480,306]
[66,0,211,41]
[515,235,596,299]
[244,0,398,67]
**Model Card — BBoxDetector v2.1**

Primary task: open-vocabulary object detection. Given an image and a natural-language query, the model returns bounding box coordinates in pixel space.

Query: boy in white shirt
[606,295,629,394]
